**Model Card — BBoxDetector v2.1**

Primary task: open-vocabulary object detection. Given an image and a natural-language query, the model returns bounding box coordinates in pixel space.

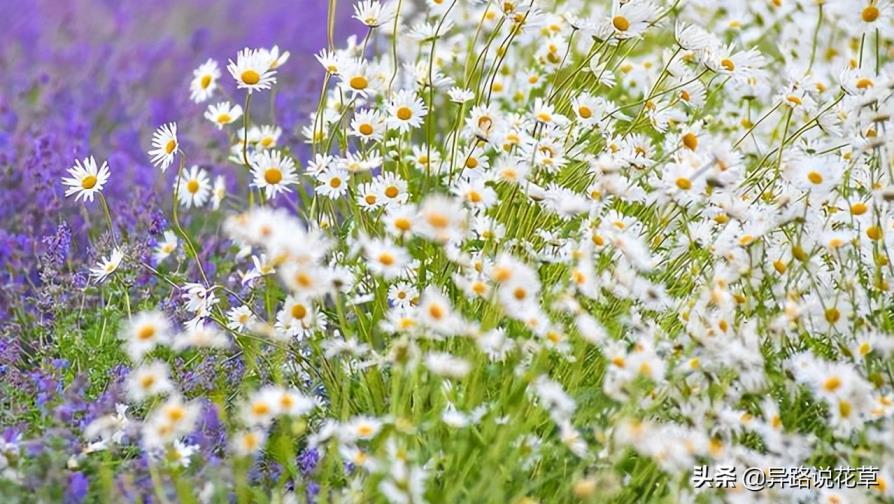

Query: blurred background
[0,0,359,313]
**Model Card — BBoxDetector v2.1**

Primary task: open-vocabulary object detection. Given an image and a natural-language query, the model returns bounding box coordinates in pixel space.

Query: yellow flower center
[838,400,852,417]
[165,139,177,155]
[824,307,841,323]
[851,202,868,215]
[396,106,413,121]
[350,76,368,90]
[217,113,232,124]
[329,177,342,188]
[807,171,823,184]
[264,168,283,185]
[612,15,630,31]
[241,69,261,85]
[187,179,200,194]
[823,376,842,392]
[364,194,377,205]
[675,177,693,190]
[358,123,374,136]
[427,212,449,228]
[140,375,156,389]
[682,132,699,150]
[720,58,735,71]
[81,175,97,190]
[378,252,395,266]
[395,218,411,231]
[578,106,592,119]
[863,5,880,22]
[200,74,212,89]
[291,304,307,319]
[137,325,155,341]
[856,77,874,89]
[384,186,399,198]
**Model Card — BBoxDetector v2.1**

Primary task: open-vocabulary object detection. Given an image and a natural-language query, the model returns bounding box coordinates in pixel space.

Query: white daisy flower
[353,0,397,28]
[120,310,172,361]
[250,150,299,199]
[387,89,428,132]
[148,122,179,173]
[62,156,110,203]
[126,361,173,402]
[204,101,243,129]
[227,48,277,93]
[90,247,124,283]
[189,59,221,103]
[153,230,178,263]
[315,168,350,199]
[175,165,211,209]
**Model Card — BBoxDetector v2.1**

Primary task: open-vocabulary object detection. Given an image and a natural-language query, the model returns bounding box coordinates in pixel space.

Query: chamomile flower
[351,109,386,141]
[126,361,173,401]
[353,0,397,28]
[315,168,350,199]
[204,101,243,129]
[120,310,172,361]
[448,87,475,103]
[387,90,428,132]
[231,430,266,456]
[227,305,257,331]
[153,230,178,263]
[62,156,110,203]
[363,238,410,280]
[227,48,277,93]
[189,59,221,103]
[90,248,124,283]
[250,125,283,150]
[176,165,211,209]
[250,150,299,199]
[148,122,179,172]
[601,0,654,40]
[212,175,226,210]
[260,45,290,70]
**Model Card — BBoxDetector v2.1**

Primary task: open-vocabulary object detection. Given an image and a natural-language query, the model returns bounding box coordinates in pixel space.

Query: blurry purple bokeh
[0,0,359,313]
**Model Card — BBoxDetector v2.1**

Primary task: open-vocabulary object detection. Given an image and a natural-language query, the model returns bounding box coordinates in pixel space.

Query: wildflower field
[3,0,894,502]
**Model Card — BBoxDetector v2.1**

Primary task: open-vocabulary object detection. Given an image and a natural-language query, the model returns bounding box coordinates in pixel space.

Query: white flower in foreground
[126,360,173,401]
[142,395,200,450]
[148,122,178,172]
[62,156,110,203]
[189,58,220,103]
[120,310,172,361]
[228,48,277,93]
[90,248,124,283]
[231,429,267,456]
